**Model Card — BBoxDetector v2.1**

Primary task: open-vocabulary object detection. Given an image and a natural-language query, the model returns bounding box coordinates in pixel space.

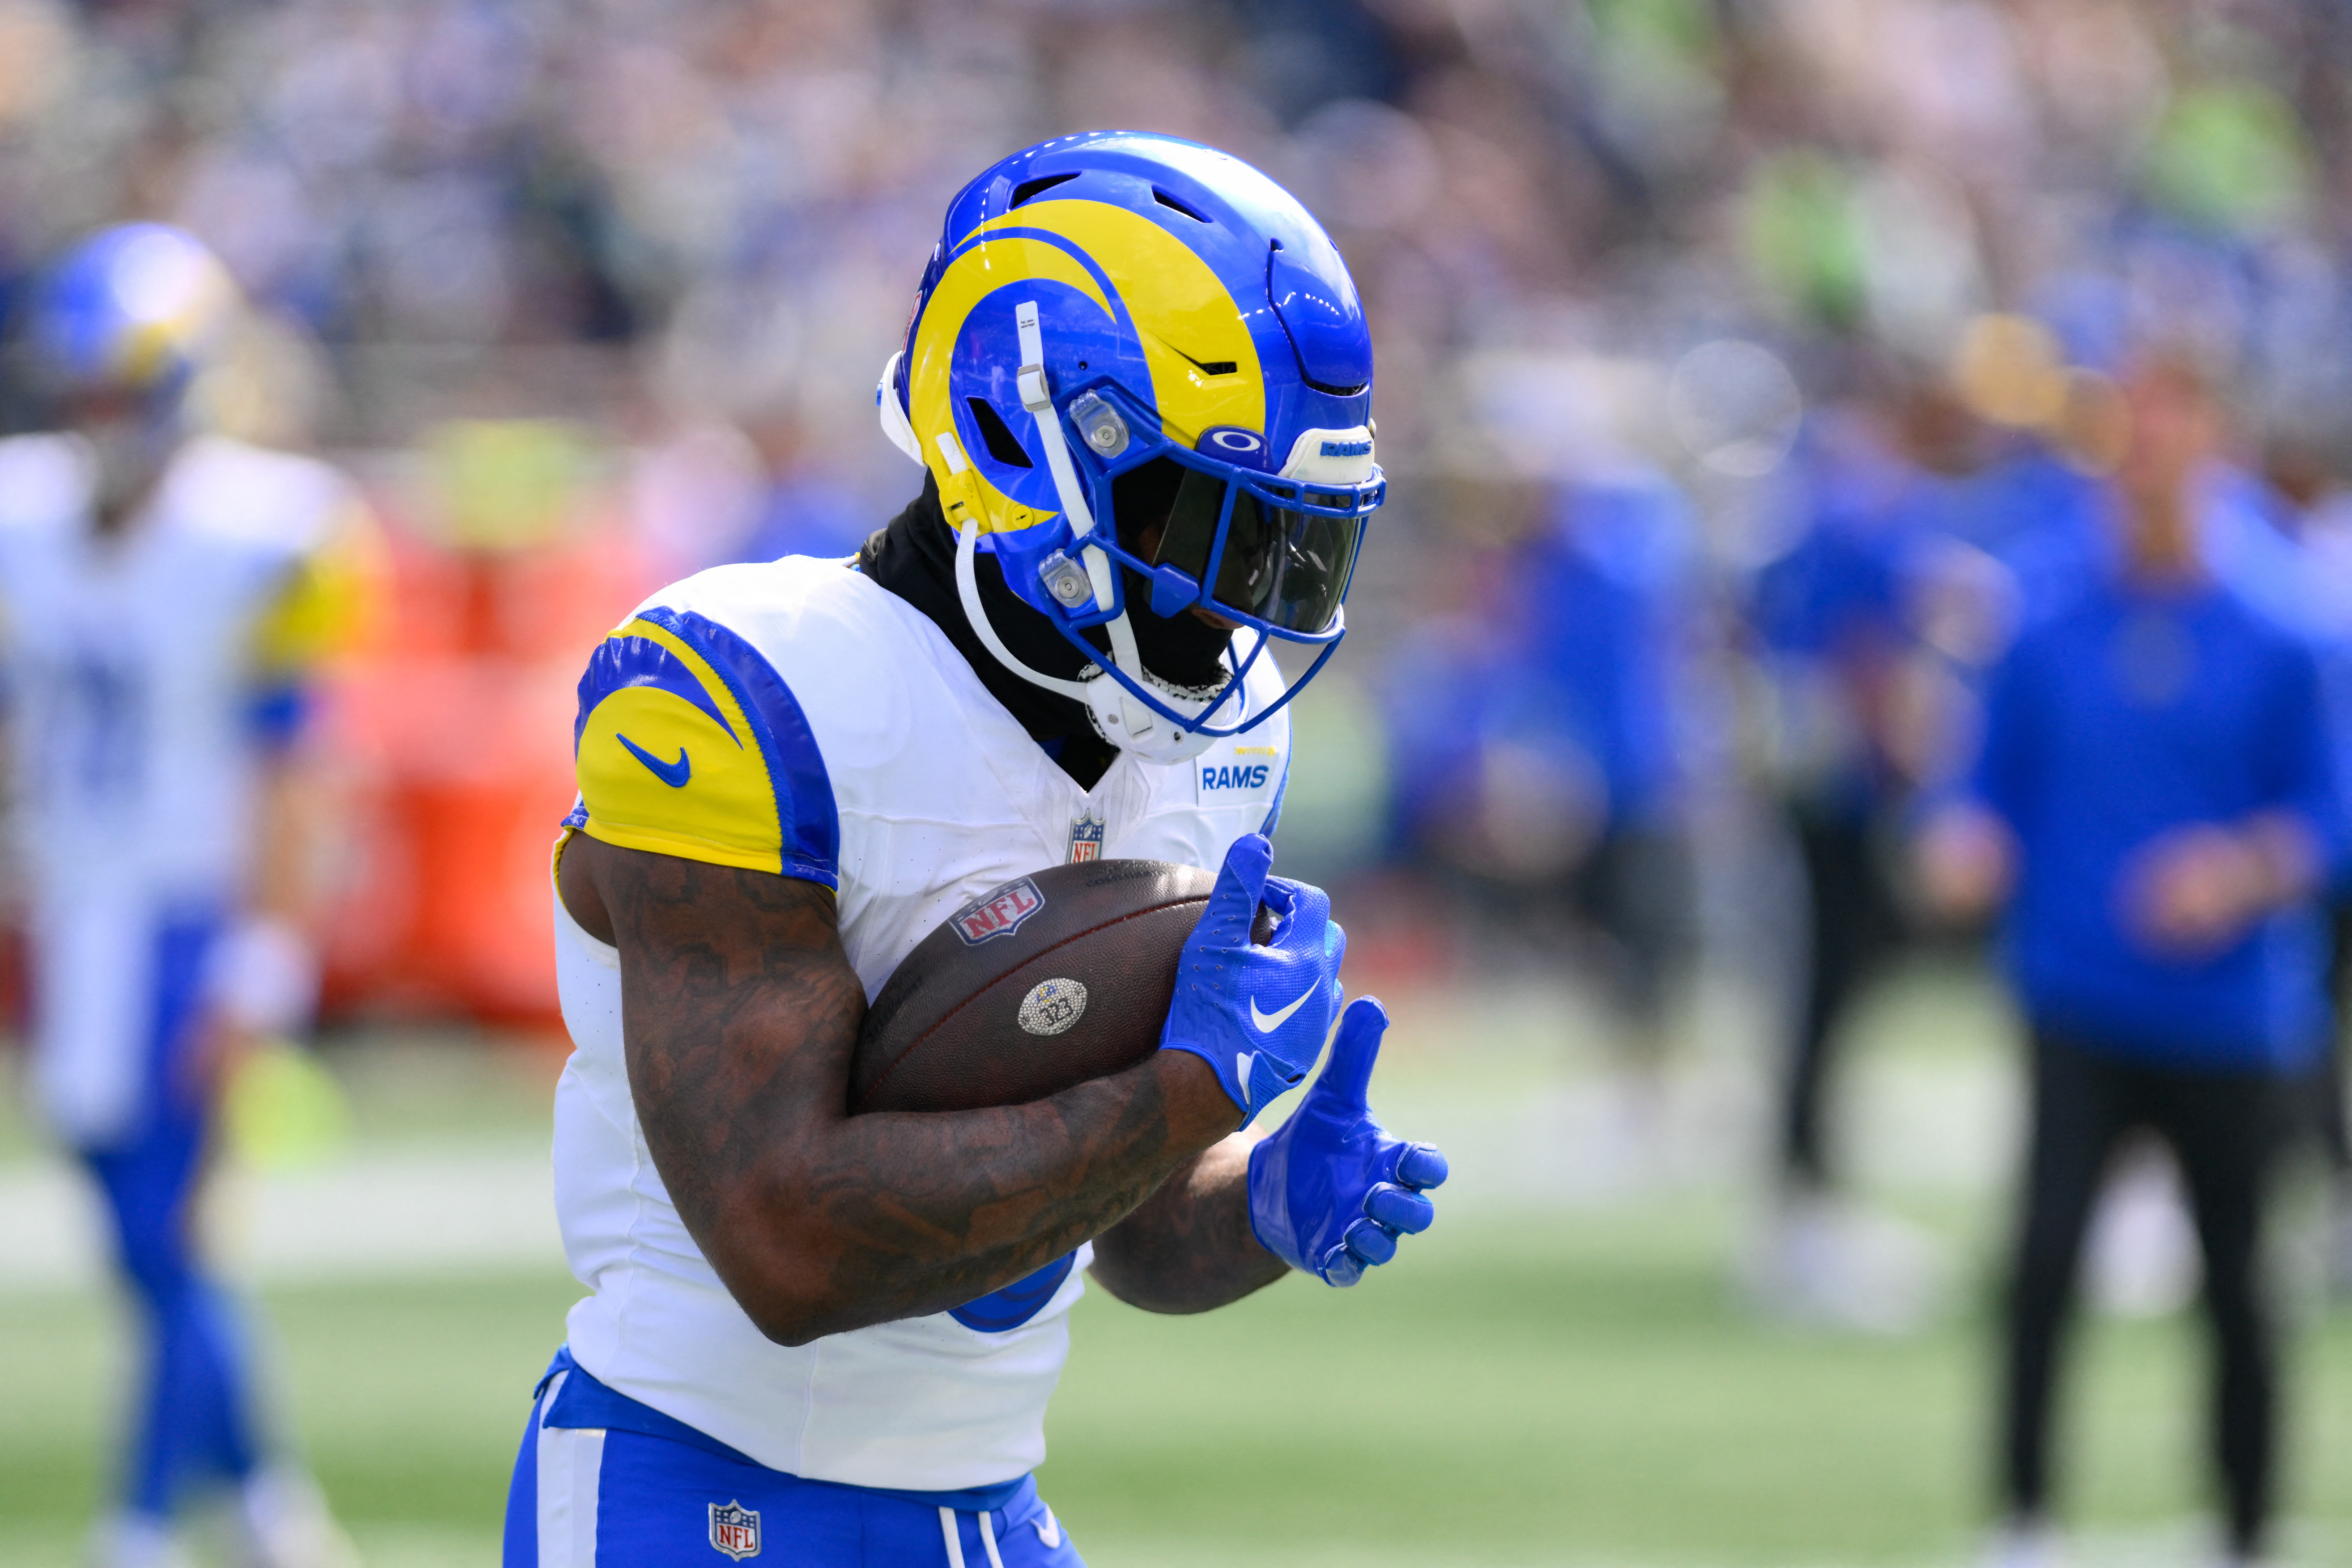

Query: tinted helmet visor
[1133,461,1365,635]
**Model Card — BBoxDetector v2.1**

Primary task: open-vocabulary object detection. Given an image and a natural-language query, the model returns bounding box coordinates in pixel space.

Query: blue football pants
[503,1360,1087,1567]
[78,914,261,1519]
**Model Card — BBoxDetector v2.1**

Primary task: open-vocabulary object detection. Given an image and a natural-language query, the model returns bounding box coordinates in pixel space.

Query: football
[850,857,1275,1114]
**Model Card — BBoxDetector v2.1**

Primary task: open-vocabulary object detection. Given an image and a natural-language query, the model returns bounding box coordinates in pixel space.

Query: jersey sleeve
[251,497,383,677]
[569,605,840,888]
[246,494,384,750]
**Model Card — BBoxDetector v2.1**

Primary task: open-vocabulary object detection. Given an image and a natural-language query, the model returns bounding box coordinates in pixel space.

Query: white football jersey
[0,433,362,1144]
[552,554,1289,1491]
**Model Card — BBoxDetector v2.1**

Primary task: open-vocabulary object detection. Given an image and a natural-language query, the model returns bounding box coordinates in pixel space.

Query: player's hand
[1247,997,1447,1286]
[1159,833,1344,1126]
[1915,803,2016,925]
[2122,813,2317,959]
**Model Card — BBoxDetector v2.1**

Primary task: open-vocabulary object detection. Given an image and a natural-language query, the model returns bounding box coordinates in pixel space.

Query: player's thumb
[1208,833,1273,929]
[1317,995,1387,1110]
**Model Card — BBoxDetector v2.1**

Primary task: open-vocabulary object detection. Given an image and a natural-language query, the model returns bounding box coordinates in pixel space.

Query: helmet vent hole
[1010,172,1080,208]
[1153,187,1211,222]
[965,398,1035,468]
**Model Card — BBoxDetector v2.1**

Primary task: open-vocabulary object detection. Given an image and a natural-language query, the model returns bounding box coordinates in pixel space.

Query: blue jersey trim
[637,606,841,888]
[948,1251,1074,1332]
[534,1349,1029,1514]
[1259,749,1290,837]
[246,681,312,755]
[571,634,739,755]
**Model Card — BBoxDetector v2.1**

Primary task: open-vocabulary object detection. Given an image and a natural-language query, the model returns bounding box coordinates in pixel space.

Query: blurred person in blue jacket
[1384,469,1697,1130]
[1503,469,1697,1037]
[1918,353,2343,1568]
[1744,391,1973,1325]
[1749,374,2112,1327]
[1751,400,1935,1181]
[0,226,363,1568]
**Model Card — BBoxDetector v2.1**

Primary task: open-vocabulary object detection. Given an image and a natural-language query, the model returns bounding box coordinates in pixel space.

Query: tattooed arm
[1087,1136,1288,1313]
[559,832,1239,1347]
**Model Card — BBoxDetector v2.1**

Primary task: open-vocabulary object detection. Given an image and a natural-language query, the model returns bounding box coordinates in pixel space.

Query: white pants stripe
[535,1373,606,1568]
[939,1505,1008,1568]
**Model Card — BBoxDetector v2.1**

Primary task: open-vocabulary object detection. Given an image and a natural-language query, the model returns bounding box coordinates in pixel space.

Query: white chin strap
[940,298,1226,765]
[952,514,1225,764]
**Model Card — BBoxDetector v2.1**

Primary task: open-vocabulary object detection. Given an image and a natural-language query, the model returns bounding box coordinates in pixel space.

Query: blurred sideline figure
[1496,472,1698,1083]
[1380,469,1697,1168]
[1741,388,2015,1330]
[1918,355,2340,1568]
[0,225,365,1568]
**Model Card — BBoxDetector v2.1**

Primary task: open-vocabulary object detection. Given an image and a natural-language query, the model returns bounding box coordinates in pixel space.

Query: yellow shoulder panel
[569,609,839,888]
[252,498,385,675]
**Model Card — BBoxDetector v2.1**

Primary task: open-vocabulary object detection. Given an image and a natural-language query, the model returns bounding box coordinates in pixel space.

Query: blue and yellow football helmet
[877,131,1383,762]
[32,225,237,399]
[32,222,236,400]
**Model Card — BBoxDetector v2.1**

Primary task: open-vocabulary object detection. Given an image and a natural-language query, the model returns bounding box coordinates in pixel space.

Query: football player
[507,133,1448,1566]
[0,225,369,1566]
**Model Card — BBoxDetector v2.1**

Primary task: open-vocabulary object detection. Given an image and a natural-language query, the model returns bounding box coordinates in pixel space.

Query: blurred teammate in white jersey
[0,224,366,1568]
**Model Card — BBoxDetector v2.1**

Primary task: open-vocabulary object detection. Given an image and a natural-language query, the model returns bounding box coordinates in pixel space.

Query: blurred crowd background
[5,0,2352,1561]
[4,0,2352,1291]
[5,0,2345,1162]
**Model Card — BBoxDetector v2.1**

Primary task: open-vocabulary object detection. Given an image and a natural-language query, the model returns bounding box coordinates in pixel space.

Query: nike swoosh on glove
[1247,997,1448,1286]
[1159,833,1345,1125]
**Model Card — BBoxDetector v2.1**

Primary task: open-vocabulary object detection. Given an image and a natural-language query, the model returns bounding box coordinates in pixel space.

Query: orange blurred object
[319,430,658,1034]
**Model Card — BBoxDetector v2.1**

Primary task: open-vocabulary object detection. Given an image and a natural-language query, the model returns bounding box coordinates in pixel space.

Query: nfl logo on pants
[709,1500,761,1560]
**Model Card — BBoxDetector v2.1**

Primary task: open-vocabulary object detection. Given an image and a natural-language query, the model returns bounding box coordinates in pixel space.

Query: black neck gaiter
[859,475,1117,785]
[859,473,1237,789]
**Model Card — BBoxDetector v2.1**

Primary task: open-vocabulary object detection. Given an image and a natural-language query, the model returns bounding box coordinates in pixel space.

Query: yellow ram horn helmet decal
[904,198,1265,540]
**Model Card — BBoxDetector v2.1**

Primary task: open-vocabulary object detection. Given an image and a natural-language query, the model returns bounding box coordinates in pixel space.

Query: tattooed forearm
[563,835,1237,1346]
[1088,1133,1288,1313]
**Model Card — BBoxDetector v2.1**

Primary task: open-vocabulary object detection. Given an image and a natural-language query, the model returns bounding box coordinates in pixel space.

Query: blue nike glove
[1159,833,1344,1126]
[1247,997,1448,1286]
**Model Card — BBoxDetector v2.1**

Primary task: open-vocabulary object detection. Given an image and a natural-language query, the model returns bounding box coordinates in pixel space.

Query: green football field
[3,966,2350,1566]
[4,1209,2348,1566]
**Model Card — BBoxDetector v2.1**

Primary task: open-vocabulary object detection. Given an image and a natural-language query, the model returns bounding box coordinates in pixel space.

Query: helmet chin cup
[1083,667,1222,764]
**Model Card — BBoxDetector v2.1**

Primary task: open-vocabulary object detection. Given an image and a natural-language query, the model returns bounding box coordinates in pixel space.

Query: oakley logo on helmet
[1199,426,1276,472]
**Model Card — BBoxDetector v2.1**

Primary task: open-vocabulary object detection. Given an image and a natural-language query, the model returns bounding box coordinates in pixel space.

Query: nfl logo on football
[1068,810,1105,864]
[709,1499,760,1560]
[951,877,1045,945]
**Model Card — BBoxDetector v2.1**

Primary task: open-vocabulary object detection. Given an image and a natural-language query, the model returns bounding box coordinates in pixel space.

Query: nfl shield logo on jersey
[950,876,1045,945]
[709,1499,760,1560]
[1068,810,1105,863]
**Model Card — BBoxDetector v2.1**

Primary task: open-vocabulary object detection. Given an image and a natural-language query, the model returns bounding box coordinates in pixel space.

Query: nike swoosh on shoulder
[617,734,692,787]
[1249,985,1316,1033]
